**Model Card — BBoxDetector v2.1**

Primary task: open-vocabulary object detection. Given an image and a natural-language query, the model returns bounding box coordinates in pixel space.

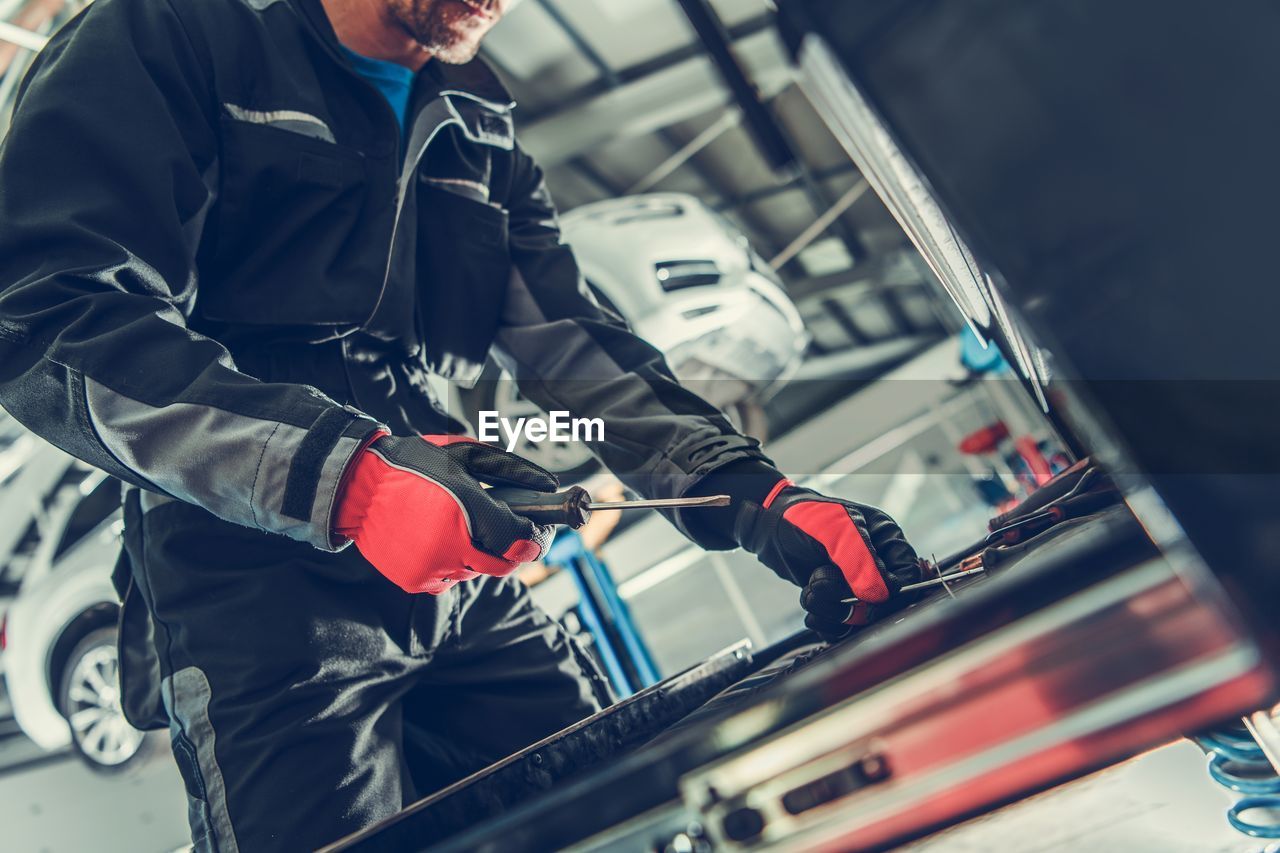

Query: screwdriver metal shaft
[842,566,987,603]
[586,495,730,511]
[488,485,730,529]
[899,566,987,591]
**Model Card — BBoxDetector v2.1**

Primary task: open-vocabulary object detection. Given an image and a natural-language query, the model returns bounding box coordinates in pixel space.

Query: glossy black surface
[780,0,1280,659]
[371,509,1152,852]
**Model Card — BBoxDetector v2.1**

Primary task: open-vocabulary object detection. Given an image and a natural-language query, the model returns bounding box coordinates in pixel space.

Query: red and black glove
[334,434,558,594]
[733,479,923,638]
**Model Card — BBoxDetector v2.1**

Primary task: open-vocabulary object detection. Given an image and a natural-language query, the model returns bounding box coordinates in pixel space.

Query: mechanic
[0,0,922,848]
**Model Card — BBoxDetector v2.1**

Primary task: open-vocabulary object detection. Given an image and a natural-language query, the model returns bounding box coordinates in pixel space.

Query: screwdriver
[841,566,987,603]
[488,485,730,529]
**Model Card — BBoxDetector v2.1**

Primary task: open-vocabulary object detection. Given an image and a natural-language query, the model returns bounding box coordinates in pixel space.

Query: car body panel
[445,193,809,478]
[560,193,807,397]
[0,437,76,569]
[3,512,121,751]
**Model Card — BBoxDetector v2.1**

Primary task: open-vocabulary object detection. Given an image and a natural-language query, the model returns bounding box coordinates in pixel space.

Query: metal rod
[586,494,730,511]
[714,162,859,212]
[902,567,988,591]
[654,123,786,258]
[628,108,741,194]
[770,178,869,269]
[0,20,47,51]
[843,567,987,603]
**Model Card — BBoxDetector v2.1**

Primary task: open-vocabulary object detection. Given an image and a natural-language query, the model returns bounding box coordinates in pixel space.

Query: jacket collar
[432,60,516,113]
[289,0,516,112]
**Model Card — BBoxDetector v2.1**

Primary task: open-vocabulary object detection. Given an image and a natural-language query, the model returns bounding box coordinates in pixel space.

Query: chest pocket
[358,106,512,385]
[201,113,386,328]
[414,184,511,385]
[409,116,511,384]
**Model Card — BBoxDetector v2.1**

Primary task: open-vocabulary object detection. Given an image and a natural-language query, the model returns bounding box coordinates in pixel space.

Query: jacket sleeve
[491,142,776,535]
[0,0,383,550]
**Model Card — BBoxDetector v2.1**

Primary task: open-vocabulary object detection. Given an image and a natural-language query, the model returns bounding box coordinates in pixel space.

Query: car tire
[58,626,154,774]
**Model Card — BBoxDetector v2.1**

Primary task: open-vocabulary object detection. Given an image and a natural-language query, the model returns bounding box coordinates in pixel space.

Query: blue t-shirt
[341,47,415,140]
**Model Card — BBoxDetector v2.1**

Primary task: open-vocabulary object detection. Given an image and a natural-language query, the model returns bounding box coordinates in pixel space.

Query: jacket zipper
[286,0,514,332]
[364,97,466,330]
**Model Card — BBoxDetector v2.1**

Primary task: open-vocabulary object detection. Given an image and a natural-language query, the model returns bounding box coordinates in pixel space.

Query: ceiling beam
[518,29,794,168]
[714,162,858,211]
[527,2,787,256]
[533,0,621,88]
[519,14,775,125]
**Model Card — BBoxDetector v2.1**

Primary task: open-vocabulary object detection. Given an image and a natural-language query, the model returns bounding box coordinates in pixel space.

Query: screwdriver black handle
[488,485,593,529]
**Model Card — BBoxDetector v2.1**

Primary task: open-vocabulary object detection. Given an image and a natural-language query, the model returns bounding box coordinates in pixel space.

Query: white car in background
[1,462,149,772]
[460,192,808,479]
[0,429,98,593]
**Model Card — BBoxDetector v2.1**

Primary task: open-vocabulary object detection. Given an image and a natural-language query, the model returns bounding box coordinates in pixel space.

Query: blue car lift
[543,530,661,698]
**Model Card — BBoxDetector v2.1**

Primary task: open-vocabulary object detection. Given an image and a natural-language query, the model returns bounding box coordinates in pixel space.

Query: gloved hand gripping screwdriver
[488,486,730,530]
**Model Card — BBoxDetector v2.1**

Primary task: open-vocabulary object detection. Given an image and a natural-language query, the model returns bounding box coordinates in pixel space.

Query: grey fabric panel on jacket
[0,0,382,549]
[492,143,772,520]
[86,379,371,547]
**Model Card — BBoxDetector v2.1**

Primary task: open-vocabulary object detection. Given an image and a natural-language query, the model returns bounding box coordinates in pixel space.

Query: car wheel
[59,626,153,773]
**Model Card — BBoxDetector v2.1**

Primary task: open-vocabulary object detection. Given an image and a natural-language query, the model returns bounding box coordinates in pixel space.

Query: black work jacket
[0,0,767,550]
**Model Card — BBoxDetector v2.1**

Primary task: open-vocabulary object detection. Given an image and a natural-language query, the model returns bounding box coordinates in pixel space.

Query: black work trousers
[125,498,611,852]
